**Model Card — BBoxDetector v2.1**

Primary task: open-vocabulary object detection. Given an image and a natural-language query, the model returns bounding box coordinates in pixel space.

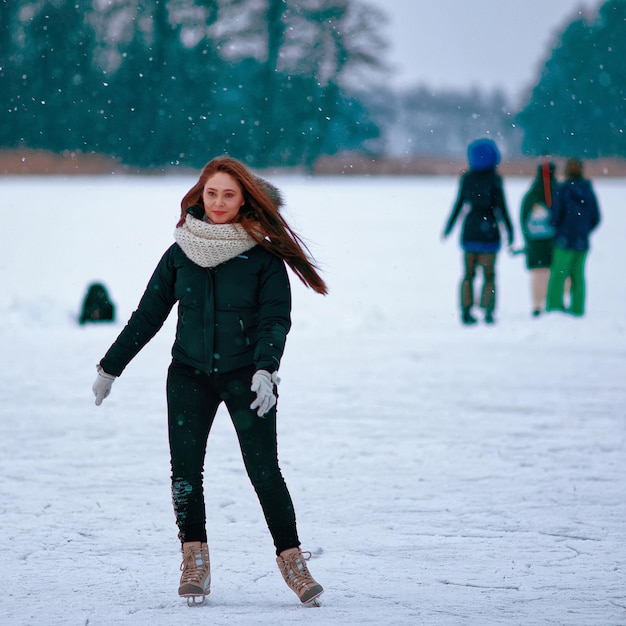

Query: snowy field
[1,173,625,626]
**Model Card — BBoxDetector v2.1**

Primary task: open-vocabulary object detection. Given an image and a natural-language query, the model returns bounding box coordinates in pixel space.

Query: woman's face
[202,171,245,224]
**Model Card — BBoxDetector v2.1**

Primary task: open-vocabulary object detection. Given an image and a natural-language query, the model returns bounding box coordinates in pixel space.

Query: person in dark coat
[519,159,558,316]
[443,139,514,325]
[79,282,115,324]
[91,156,326,606]
[546,158,601,316]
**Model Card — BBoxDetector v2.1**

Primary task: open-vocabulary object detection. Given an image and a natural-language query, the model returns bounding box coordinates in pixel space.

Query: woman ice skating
[546,158,601,316]
[519,159,558,316]
[92,156,327,606]
[442,138,514,325]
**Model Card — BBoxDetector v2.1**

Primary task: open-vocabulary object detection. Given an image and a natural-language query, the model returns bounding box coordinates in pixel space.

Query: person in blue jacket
[91,156,326,606]
[443,139,514,324]
[546,158,601,316]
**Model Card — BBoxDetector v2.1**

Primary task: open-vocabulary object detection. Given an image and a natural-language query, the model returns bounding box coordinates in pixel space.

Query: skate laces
[180,545,209,584]
[280,551,316,591]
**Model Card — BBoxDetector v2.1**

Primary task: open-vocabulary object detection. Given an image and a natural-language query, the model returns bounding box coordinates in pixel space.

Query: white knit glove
[92,365,116,406]
[250,370,280,417]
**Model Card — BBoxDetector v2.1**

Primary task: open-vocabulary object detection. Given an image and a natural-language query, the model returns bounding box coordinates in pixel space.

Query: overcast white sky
[366,0,602,100]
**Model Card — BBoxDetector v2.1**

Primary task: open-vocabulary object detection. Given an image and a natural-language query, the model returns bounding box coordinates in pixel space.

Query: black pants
[166,360,299,555]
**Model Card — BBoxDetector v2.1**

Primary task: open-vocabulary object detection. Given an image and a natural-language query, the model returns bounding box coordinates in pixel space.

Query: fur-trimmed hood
[467,139,501,171]
[255,176,284,209]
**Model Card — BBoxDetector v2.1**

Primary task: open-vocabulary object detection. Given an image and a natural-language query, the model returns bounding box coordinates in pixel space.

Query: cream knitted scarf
[174,215,257,268]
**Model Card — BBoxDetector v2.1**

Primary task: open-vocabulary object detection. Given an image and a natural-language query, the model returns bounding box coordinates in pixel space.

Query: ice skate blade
[184,594,208,607]
[302,590,323,608]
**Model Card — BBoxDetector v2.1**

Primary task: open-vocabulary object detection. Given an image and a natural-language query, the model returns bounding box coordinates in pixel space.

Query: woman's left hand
[92,365,116,406]
[250,370,280,417]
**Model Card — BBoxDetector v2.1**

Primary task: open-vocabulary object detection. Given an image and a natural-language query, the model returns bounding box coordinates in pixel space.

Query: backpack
[526,203,555,240]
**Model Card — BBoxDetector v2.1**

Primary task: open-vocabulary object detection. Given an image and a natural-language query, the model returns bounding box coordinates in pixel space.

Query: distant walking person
[91,156,326,606]
[443,139,514,325]
[546,158,601,316]
[519,159,558,316]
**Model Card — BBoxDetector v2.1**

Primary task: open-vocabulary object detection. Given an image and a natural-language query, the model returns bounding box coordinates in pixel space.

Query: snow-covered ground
[1,173,624,626]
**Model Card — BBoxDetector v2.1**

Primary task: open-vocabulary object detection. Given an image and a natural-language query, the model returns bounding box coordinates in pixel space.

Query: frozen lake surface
[1,174,625,625]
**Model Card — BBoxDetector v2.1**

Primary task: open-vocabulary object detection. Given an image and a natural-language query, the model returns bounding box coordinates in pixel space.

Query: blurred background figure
[519,158,558,317]
[546,158,601,317]
[442,138,514,325]
[79,282,115,324]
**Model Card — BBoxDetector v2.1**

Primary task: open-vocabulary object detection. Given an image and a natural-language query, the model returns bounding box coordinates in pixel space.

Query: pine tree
[517,0,626,157]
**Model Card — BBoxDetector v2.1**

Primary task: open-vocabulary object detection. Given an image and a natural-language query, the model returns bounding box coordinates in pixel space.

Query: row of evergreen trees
[517,0,625,158]
[1,0,624,169]
[361,86,521,159]
[0,0,384,169]
[368,0,625,161]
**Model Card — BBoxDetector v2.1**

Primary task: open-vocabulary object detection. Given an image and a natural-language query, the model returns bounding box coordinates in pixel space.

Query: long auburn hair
[178,156,327,295]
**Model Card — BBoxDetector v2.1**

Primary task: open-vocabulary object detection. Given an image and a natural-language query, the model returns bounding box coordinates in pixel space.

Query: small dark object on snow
[80,283,115,324]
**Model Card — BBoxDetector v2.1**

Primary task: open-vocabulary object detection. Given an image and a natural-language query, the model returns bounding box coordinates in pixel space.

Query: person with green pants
[546,158,601,316]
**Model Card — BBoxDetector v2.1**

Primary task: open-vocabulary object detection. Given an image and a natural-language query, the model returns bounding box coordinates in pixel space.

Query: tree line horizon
[1,0,624,171]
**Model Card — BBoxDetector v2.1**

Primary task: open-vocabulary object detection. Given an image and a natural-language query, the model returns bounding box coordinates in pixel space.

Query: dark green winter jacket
[100,243,291,377]
[444,169,514,253]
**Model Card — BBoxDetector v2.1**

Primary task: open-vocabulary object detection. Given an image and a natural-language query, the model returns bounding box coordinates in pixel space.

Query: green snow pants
[546,246,588,316]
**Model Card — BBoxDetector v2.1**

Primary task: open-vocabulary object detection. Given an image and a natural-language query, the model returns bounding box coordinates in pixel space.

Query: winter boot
[461,307,477,325]
[484,309,495,324]
[179,541,211,605]
[276,548,323,605]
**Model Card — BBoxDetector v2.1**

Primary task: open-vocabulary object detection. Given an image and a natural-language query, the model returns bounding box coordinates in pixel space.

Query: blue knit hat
[467,139,501,171]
